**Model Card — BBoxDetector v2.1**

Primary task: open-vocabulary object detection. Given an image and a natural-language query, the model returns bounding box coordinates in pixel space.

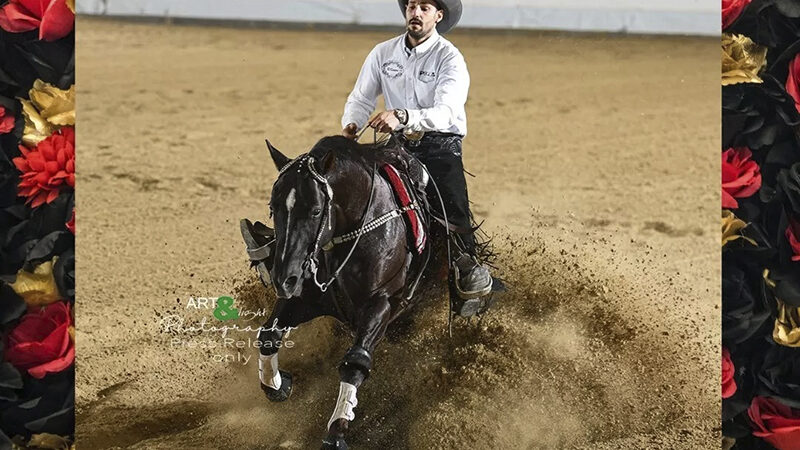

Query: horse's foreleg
[322,296,392,449]
[256,297,296,402]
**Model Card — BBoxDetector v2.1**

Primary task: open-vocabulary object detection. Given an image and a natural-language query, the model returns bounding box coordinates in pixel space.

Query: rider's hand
[368,111,401,134]
[342,123,358,140]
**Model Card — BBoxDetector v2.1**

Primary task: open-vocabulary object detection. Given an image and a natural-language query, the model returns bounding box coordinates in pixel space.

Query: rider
[341,0,492,299]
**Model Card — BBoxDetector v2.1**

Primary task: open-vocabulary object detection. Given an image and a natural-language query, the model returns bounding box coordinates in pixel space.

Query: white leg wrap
[327,382,358,430]
[258,353,282,390]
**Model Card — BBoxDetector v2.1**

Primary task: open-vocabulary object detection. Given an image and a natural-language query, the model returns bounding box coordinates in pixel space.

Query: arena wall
[75,0,719,36]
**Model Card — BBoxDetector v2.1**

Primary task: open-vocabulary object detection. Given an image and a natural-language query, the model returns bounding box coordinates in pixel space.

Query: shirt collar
[402,28,440,56]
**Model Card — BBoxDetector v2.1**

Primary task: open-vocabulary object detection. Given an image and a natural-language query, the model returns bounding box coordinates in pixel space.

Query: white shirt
[341,29,470,136]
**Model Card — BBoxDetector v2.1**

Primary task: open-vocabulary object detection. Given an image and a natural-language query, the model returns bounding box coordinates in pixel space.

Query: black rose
[0,192,73,279]
[0,367,73,438]
[757,344,800,408]
[728,0,800,51]
[723,255,774,346]
[53,247,72,301]
[723,74,800,151]
[0,28,74,99]
[724,338,772,436]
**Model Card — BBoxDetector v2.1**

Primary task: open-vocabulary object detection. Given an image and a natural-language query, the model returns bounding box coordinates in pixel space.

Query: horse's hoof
[260,370,292,402]
[320,436,348,450]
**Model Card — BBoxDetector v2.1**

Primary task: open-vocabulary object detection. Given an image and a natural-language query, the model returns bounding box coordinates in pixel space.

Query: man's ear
[266,139,291,171]
[436,10,443,23]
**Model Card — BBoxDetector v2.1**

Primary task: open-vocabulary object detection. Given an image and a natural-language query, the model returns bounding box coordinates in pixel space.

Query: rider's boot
[452,251,492,299]
[240,218,276,287]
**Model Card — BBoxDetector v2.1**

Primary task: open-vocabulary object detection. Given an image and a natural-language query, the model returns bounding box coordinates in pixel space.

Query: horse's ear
[318,150,336,174]
[266,139,291,171]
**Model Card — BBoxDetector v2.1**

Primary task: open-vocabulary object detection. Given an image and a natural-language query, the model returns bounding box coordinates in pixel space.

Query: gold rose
[762,270,800,347]
[19,98,54,148]
[773,299,800,347]
[722,209,756,247]
[26,433,73,450]
[722,33,768,86]
[10,258,62,306]
[19,80,75,148]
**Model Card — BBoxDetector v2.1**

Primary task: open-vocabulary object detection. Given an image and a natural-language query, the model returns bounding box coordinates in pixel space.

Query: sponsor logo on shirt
[418,69,436,83]
[382,61,404,79]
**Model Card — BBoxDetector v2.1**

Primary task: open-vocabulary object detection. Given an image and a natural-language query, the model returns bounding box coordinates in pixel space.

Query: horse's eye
[311,208,322,217]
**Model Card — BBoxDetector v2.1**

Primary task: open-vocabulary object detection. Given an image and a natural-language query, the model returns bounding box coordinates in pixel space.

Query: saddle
[378,144,430,254]
[377,147,436,300]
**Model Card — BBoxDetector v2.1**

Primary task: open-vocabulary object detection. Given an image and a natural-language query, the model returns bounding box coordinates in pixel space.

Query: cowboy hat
[397,0,463,34]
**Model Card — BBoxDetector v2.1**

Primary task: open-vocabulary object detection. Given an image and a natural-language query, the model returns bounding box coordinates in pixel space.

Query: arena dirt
[75,18,720,449]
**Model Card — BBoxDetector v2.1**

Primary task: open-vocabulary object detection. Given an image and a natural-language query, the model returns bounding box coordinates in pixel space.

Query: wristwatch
[394,109,408,126]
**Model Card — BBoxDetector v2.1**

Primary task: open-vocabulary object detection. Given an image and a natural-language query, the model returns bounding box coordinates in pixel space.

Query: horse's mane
[308,135,405,171]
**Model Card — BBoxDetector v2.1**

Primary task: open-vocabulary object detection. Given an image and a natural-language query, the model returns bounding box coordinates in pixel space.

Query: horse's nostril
[283,276,298,291]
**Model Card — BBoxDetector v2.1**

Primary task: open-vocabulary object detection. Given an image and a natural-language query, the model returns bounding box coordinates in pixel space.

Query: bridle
[272,133,461,334]
[272,141,431,295]
[273,153,380,293]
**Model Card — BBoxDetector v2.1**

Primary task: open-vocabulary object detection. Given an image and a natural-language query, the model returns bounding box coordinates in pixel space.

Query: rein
[322,202,420,251]
[274,153,412,294]
[306,161,376,293]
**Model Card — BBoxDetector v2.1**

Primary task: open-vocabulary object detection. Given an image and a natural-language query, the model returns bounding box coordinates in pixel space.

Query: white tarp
[76,0,720,36]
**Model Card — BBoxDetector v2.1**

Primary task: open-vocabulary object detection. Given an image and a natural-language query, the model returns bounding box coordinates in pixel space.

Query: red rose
[4,302,74,379]
[66,208,74,234]
[722,0,752,30]
[749,396,800,450]
[786,217,800,261]
[12,126,75,208]
[0,0,74,42]
[722,147,761,209]
[787,53,800,114]
[722,347,737,399]
[0,105,15,134]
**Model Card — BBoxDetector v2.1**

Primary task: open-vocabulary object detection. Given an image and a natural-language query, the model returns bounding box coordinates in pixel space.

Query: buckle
[402,130,425,147]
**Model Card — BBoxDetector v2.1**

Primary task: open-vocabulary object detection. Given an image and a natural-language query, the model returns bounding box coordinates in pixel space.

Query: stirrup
[451,252,492,300]
[453,264,493,300]
[240,219,275,288]
[449,276,504,318]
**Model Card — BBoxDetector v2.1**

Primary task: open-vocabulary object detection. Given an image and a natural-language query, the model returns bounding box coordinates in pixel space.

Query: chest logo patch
[381,61,404,79]
[418,69,436,83]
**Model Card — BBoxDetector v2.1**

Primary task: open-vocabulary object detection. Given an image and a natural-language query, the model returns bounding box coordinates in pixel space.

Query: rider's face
[405,0,443,40]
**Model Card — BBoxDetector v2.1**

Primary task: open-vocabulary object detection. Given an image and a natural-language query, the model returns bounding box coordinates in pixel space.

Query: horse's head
[266,139,335,298]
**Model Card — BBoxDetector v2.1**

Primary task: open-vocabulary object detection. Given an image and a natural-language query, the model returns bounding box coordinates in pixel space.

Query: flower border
[722,0,800,449]
[0,0,75,448]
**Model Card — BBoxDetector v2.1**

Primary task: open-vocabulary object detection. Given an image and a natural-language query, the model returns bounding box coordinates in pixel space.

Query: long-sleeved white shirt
[341,29,469,136]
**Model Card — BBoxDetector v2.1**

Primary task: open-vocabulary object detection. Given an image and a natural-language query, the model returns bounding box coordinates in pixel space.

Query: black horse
[242,135,498,449]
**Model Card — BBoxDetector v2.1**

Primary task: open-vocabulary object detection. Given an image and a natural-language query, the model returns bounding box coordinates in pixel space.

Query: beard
[406,22,430,40]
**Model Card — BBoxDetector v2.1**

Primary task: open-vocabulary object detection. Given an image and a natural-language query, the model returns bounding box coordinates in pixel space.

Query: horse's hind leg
[322,296,392,450]
[257,296,321,402]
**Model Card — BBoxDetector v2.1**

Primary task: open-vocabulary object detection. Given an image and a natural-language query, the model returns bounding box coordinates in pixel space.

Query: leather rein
[273,154,420,293]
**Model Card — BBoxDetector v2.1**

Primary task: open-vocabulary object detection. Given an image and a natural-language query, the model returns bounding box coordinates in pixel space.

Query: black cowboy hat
[397,0,463,34]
